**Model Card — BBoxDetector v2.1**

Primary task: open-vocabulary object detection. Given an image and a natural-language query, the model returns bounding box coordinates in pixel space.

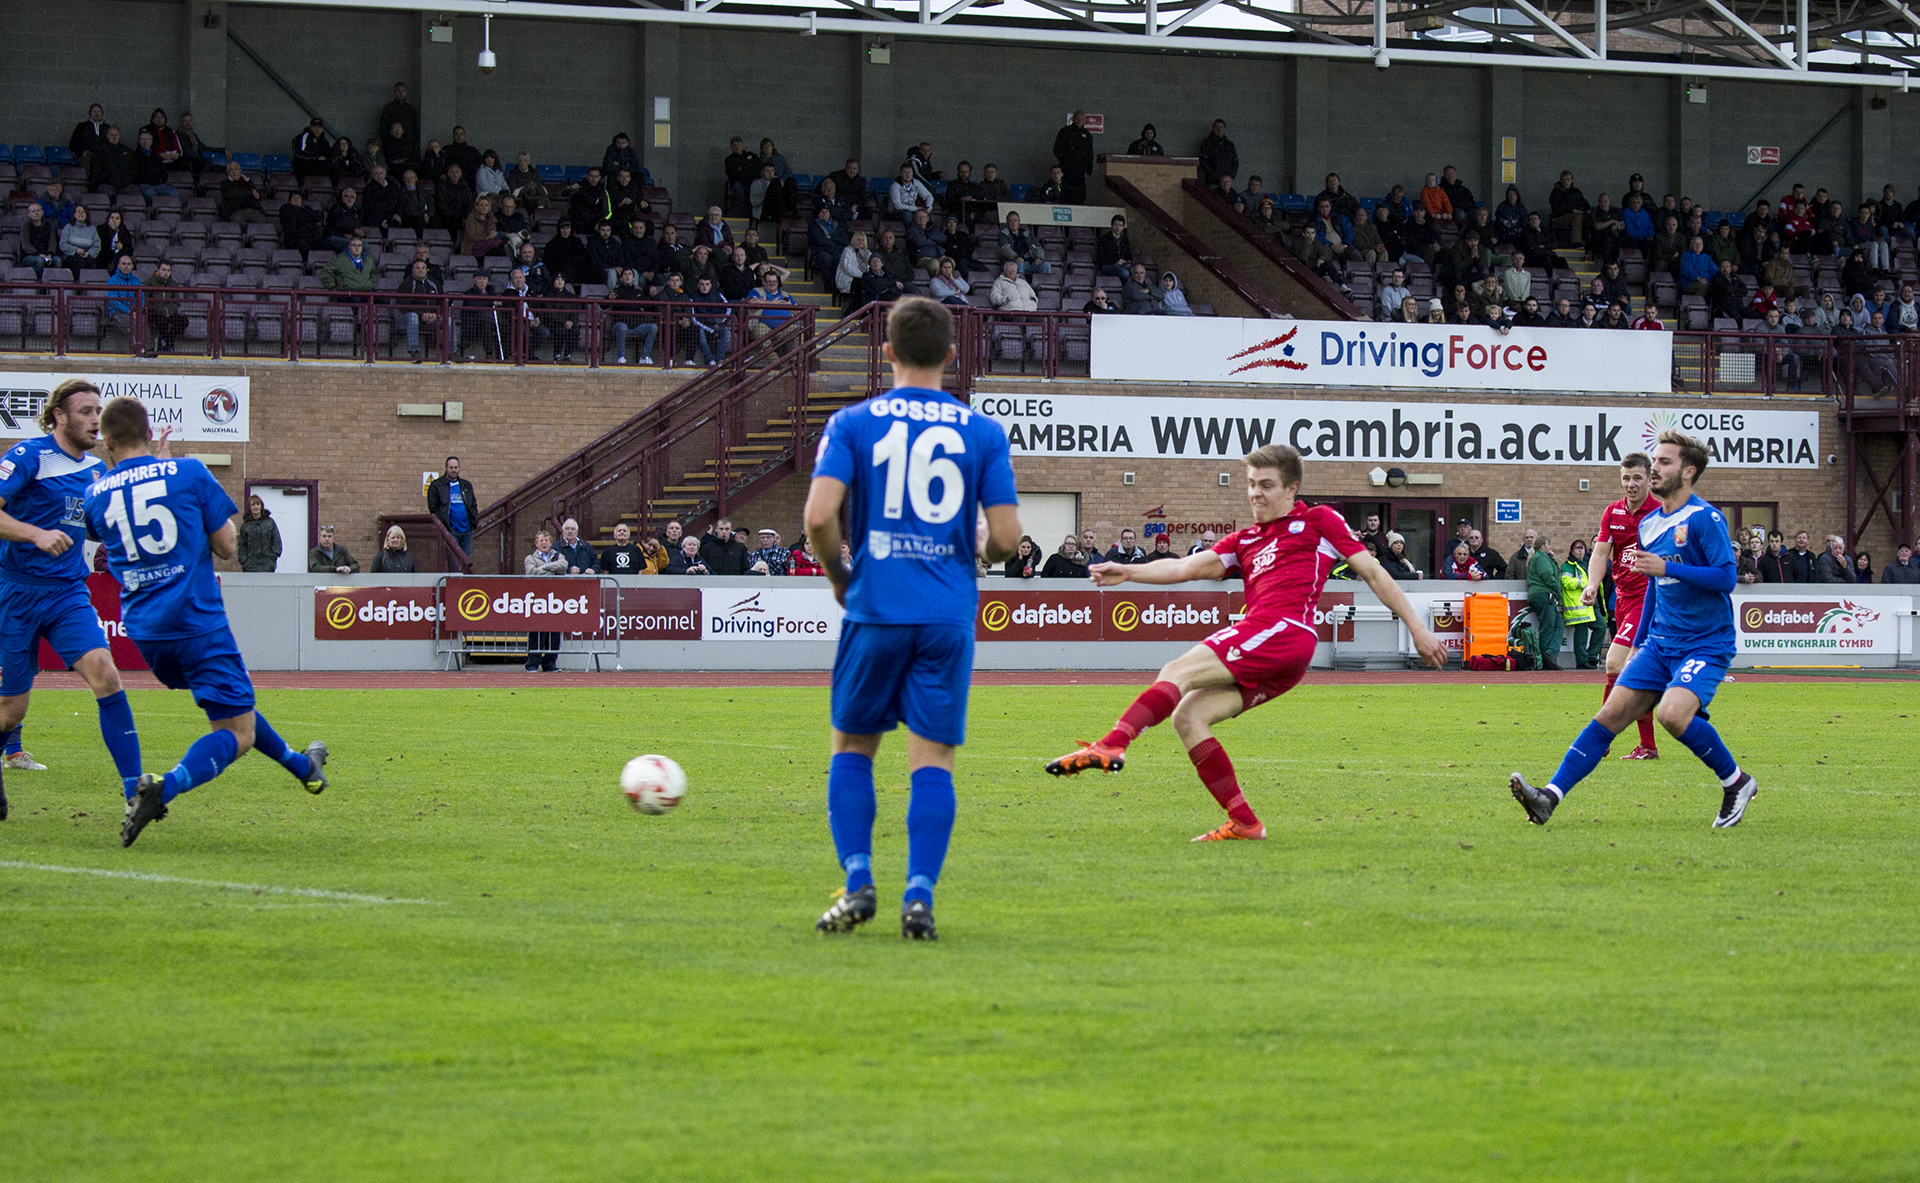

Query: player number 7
[102,478,178,562]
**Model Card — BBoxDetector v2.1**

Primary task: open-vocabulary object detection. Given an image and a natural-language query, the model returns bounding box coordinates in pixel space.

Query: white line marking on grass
[0,861,440,905]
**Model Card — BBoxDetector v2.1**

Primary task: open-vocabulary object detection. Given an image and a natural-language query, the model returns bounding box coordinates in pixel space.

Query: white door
[251,485,311,573]
[1016,492,1079,556]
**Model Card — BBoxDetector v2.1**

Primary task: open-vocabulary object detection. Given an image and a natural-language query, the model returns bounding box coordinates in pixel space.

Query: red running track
[25,669,1907,691]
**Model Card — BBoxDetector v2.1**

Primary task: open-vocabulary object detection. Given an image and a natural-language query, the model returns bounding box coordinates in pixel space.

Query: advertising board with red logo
[595,587,703,640]
[1736,596,1904,655]
[444,577,599,632]
[1086,317,1672,394]
[0,371,249,440]
[37,573,147,670]
[314,586,443,640]
[976,590,1102,641]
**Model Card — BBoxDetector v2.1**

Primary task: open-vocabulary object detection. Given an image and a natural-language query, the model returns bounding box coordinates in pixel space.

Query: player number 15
[871,422,966,524]
[102,478,178,562]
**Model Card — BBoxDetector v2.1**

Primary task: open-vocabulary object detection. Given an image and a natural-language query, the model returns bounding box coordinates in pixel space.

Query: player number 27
[871,422,966,524]
[102,478,178,561]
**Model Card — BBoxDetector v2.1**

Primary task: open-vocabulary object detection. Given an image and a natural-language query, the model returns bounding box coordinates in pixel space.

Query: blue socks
[827,752,877,893]
[95,691,143,799]
[161,729,239,804]
[1548,719,1619,799]
[905,766,956,908]
[2,726,20,755]
[1678,716,1742,784]
[251,713,314,781]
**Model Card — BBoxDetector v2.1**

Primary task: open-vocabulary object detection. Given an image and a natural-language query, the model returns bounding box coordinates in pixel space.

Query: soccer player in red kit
[1044,445,1448,841]
[1583,452,1661,759]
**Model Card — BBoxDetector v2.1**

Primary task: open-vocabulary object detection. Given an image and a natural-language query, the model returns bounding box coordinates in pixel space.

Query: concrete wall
[15,2,1920,217]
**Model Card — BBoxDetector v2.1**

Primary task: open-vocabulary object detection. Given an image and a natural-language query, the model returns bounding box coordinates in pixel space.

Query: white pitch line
[0,861,439,905]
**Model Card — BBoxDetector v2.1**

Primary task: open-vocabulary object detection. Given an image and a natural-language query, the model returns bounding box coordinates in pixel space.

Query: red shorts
[1613,593,1645,647]
[1201,616,1317,710]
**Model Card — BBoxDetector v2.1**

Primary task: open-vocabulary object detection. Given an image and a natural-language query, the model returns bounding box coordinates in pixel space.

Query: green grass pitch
[3,680,1917,1181]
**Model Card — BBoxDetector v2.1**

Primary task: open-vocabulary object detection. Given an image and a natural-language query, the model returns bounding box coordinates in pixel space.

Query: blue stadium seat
[791,173,813,189]
[538,164,564,182]
[13,146,42,164]
[1728,212,1746,228]
[234,152,263,171]
[0,145,10,162]
[1010,184,1032,201]
[263,153,291,173]
[868,177,890,195]
[565,165,590,181]
[45,146,74,165]
[1278,193,1310,213]
[1360,197,1379,211]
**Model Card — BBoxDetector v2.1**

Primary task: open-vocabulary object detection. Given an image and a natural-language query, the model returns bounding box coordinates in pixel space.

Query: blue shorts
[1617,636,1732,710]
[0,578,110,696]
[136,626,256,719]
[830,621,974,746]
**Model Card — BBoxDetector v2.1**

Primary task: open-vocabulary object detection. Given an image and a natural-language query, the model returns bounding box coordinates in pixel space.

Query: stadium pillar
[1852,86,1890,208]
[1283,57,1327,196]
[186,2,229,148]
[640,24,680,198]
[1483,66,1522,212]
[857,38,896,189]
[1669,77,1710,208]
[419,13,458,155]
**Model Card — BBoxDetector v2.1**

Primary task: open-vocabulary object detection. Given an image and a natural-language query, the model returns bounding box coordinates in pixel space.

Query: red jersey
[1596,495,1658,600]
[1212,502,1364,628]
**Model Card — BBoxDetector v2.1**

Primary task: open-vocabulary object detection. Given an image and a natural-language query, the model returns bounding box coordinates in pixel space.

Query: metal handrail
[1179,177,1368,320]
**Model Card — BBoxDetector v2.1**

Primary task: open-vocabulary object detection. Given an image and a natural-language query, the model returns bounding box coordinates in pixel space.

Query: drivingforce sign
[443,577,598,631]
[976,393,1819,469]
[1090,317,1671,393]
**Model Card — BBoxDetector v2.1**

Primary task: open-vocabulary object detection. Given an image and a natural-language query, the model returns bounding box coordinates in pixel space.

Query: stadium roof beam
[237,0,1920,86]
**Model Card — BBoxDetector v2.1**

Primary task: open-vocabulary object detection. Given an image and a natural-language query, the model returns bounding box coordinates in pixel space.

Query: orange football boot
[1044,740,1126,777]
[1191,819,1268,842]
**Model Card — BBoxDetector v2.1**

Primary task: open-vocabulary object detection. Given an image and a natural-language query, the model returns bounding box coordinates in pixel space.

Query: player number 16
[871,422,966,525]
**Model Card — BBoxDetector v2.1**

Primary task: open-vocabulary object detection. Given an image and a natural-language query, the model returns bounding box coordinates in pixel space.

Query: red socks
[1101,680,1180,750]
[1188,738,1260,827]
[1604,674,1657,750]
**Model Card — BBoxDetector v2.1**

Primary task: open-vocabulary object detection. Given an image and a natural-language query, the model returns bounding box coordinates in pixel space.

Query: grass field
[3,680,1917,1181]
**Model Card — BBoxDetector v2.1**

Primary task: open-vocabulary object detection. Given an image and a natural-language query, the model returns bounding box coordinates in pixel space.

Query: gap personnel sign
[0,372,250,441]
[1090,317,1672,393]
[975,393,1819,469]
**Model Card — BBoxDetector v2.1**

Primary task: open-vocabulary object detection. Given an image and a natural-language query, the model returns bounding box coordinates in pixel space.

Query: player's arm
[1627,540,1737,592]
[0,497,72,556]
[980,502,1021,565]
[802,475,850,601]
[208,519,238,563]
[1582,537,1611,606]
[1346,548,1448,670]
[1088,549,1225,586]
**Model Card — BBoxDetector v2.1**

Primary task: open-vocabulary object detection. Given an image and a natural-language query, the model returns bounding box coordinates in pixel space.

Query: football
[621,755,687,815]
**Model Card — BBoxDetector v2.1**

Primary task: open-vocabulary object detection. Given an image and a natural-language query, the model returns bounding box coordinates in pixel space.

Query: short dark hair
[1243,443,1304,486]
[887,297,954,369]
[1620,451,1651,473]
[1658,429,1710,483]
[100,395,150,449]
[39,378,99,433]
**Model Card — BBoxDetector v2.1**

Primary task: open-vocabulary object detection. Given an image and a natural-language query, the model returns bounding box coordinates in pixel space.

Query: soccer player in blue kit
[1511,431,1760,828]
[84,397,329,847]
[0,379,147,822]
[804,297,1023,940]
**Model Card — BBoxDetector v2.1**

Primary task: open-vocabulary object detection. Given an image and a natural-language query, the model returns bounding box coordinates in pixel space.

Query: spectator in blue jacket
[1679,236,1715,295]
[1493,186,1528,245]
[1622,192,1655,256]
[36,181,76,230]
[555,519,600,574]
[105,256,142,342]
[808,204,849,278]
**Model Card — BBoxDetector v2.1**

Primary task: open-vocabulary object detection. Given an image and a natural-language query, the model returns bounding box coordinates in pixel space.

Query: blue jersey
[0,435,106,585]
[813,387,1017,627]
[1635,493,1738,653]
[82,457,237,641]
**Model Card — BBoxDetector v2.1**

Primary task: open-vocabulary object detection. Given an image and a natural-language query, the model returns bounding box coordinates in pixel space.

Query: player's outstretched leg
[902,765,955,940]
[1045,679,1181,776]
[1511,718,1618,825]
[94,688,144,801]
[1654,694,1757,828]
[1171,686,1267,842]
[817,750,878,933]
[251,713,327,793]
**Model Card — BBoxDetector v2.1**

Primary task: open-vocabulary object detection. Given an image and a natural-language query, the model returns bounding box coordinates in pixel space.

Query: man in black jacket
[699,520,750,574]
[1813,535,1853,583]
[394,259,442,361]
[292,117,331,179]
[379,84,419,161]
[1096,215,1133,278]
[1052,111,1093,204]
[1197,119,1238,188]
[443,127,482,185]
[70,103,106,174]
[555,519,600,575]
[89,125,137,200]
[278,191,325,259]
[427,457,479,556]
[723,138,760,217]
[1467,529,1508,580]
[361,164,405,232]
